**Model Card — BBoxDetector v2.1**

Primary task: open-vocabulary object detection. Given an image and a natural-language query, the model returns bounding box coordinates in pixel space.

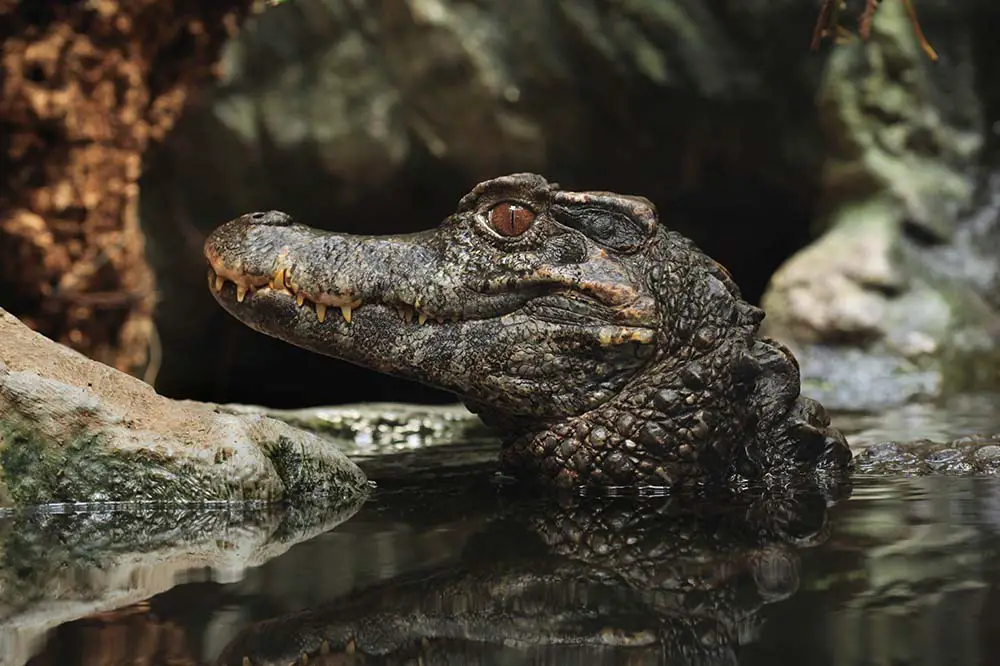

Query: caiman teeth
[209,269,449,327]
[270,267,288,291]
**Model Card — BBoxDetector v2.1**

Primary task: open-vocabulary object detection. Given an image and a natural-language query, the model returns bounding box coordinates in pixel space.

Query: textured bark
[0,0,256,375]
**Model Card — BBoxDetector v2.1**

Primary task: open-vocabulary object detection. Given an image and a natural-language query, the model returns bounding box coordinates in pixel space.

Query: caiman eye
[488,202,535,237]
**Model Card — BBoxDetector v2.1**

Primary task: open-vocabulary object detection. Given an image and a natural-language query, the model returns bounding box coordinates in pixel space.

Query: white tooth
[340,305,352,323]
[236,285,248,303]
[418,312,427,325]
[316,303,327,323]
[296,292,305,307]
[213,274,225,292]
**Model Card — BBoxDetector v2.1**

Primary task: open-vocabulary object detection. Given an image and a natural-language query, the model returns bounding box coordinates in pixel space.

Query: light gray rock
[0,308,370,506]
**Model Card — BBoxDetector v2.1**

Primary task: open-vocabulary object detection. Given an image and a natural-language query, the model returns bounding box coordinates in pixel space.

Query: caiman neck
[468,330,765,489]
[470,332,846,490]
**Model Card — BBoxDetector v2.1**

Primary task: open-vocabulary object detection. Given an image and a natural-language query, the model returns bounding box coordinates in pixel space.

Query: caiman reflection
[216,479,841,666]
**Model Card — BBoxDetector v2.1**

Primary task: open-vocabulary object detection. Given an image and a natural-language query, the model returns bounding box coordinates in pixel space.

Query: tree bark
[0,0,257,375]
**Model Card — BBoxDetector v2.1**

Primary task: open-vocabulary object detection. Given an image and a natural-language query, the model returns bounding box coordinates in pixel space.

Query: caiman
[205,173,852,490]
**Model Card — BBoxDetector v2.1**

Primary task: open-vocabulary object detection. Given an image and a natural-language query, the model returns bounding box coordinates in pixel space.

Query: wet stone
[863,441,904,461]
[925,448,963,470]
[974,445,1000,462]
[952,435,988,445]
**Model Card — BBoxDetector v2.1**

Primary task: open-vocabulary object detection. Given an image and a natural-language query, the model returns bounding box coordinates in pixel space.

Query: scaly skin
[204,173,851,489]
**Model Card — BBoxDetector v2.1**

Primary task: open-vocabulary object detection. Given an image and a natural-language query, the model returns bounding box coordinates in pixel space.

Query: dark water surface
[4,396,1000,666]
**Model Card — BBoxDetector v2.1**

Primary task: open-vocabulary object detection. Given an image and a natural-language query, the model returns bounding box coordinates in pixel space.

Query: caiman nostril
[247,210,294,226]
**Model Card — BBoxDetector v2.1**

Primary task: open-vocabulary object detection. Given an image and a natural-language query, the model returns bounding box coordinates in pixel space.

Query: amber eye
[488,202,535,237]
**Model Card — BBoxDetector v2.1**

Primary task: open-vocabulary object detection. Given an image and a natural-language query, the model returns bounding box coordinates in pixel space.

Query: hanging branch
[812,0,938,61]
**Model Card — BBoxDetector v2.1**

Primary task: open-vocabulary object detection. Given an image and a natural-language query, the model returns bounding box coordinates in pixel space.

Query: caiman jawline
[208,267,656,345]
[208,268,443,325]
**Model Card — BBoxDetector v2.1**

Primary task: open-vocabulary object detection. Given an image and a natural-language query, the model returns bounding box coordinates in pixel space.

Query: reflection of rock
[215,482,840,666]
[761,1,1000,410]
[0,308,369,506]
[822,477,992,665]
[0,498,365,666]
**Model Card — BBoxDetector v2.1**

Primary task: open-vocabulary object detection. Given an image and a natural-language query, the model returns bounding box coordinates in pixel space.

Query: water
[3,397,1000,666]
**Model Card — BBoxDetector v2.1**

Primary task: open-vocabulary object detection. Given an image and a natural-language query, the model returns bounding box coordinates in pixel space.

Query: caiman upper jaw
[205,211,453,326]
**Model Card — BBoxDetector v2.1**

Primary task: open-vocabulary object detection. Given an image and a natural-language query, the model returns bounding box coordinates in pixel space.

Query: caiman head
[206,173,849,489]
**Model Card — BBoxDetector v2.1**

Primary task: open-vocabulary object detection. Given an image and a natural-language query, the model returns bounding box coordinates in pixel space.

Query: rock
[852,433,1000,475]
[760,1,1000,409]
[222,402,491,456]
[0,308,370,506]
[0,0,261,375]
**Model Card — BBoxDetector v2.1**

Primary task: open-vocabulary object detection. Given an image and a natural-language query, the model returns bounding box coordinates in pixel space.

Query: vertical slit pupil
[490,202,535,237]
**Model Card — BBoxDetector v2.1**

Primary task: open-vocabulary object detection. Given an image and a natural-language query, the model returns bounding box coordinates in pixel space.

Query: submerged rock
[0,308,369,507]
[853,435,1000,476]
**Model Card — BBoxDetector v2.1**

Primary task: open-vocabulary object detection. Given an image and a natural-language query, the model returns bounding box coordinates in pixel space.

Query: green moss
[263,434,367,497]
[0,417,241,506]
